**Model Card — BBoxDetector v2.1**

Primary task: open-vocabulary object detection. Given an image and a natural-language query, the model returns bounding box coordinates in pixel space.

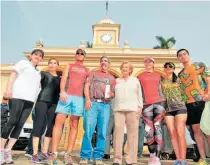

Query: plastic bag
[185,126,195,146]
[200,101,210,135]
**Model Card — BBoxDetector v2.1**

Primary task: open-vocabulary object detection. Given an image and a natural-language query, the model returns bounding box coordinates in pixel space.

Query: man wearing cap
[48,49,89,165]
[138,57,166,165]
[79,56,116,165]
[177,48,210,165]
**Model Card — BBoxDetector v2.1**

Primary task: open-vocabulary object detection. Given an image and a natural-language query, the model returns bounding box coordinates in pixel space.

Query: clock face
[100,33,112,43]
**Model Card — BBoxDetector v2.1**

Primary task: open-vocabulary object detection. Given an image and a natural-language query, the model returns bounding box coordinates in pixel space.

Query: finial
[36,39,44,47]
[124,40,130,48]
[79,40,86,48]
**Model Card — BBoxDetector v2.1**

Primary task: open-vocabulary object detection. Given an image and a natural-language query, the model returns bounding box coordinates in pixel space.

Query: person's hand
[4,88,12,99]
[60,91,68,103]
[85,99,92,110]
[203,94,210,102]
[109,91,115,98]
[136,108,142,119]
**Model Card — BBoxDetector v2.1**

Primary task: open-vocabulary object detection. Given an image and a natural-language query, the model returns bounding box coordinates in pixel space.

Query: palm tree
[86,41,93,48]
[153,36,176,49]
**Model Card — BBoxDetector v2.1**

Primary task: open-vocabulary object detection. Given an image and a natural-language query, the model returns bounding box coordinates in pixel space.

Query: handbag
[200,101,210,135]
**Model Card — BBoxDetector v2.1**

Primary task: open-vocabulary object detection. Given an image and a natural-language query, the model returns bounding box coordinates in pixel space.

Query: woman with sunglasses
[161,62,187,165]
[0,49,44,165]
[30,58,62,164]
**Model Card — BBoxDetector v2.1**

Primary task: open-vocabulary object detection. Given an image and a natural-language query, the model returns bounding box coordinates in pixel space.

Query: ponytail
[172,72,178,83]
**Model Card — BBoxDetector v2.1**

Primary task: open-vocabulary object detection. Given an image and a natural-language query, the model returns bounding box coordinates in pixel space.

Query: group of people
[0,48,210,165]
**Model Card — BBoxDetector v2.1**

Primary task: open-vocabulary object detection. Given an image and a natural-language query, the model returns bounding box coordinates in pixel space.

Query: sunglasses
[76,52,85,56]
[164,65,174,69]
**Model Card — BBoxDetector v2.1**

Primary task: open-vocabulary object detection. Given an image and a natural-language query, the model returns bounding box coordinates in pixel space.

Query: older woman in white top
[113,61,143,165]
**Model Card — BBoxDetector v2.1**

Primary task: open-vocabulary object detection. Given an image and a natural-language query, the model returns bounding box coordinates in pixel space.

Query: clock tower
[92,17,121,48]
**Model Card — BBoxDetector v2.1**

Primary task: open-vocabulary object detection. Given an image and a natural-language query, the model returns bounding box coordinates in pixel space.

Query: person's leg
[113,111,125,164]
[93,103,110,161]
[207,135,210,148]
[104,110,114,158]
[125,111,139,164]
[80,102,98,160]
[153,102,165,157]
[165,114,180,159]
[142,105,155,154]
[51,114,67,153]
[42,104,56,154]
[6,100,33,163]
[123,134,127,155]
[186,101,207,161]
[192,124,206,159]
[175,112,187,160]
[32,101,48,156]
[138,117,145,157]
[25,110,36,156]
[1,99,25,148]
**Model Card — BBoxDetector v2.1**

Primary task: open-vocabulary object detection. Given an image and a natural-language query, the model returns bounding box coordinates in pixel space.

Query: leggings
[142,101,166,157]
[33,101,56,138]
[1,98,34,139]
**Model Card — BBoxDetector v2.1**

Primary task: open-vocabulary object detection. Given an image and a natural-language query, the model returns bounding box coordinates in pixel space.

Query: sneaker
[30,155,43,164]
[0,150,6,165]
[194,158,208,165]
[79,159,88,165]
[25,152,32,158]
[180,160,187,165]
[174,160,181,165]
[4,150,14,164]
[95,160,105,165]
[43,153,58,165]
[39,152,50,161]
[148,153,156,165]
[154,156,161,165]
[64,152,77,165]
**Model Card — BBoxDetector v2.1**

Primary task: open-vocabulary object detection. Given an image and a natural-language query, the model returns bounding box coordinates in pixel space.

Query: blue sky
[1,1,210,66]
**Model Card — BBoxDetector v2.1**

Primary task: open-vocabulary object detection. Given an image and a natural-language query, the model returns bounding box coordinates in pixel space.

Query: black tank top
[37,71,61,104]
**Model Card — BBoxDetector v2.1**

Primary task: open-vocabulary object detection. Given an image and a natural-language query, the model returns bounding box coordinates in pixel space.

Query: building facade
[0,17,180,150]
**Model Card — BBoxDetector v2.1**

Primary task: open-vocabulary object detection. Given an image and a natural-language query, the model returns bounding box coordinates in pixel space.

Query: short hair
[100,56,111,63]
[76,49,86,56]
[177,48,189,57]
[31,49,44,58]
[120,61,134,75]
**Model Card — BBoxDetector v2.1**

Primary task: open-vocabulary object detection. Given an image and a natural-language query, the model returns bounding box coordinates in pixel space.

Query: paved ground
[10,150,200,165]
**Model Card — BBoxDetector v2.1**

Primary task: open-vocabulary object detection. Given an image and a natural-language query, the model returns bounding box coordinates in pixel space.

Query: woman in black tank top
[31,58,62,163]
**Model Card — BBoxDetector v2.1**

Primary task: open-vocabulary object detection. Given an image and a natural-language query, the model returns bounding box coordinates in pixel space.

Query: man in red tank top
[48,49,89,165]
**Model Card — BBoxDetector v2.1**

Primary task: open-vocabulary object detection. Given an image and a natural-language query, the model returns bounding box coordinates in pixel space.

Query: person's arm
[200,62,210,101]
[59,64,69,103]
[203,76,210,101]
[84,72,94,110]
[136,79,143,118]
[4,60,28,98]
[4,71,18,98]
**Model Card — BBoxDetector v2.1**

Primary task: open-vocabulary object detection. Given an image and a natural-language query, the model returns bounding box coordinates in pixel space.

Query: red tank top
[65,63,89,96]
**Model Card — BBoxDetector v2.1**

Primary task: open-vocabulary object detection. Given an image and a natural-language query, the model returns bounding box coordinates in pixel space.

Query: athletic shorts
[165,109,187,117]
[55,95,85,116]
[186,101,205,125]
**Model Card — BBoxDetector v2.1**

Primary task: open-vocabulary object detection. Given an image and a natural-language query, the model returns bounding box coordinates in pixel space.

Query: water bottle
[105,80,110,99]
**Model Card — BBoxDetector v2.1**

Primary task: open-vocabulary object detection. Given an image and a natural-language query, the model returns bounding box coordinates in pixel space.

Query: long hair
[172,72,178,83]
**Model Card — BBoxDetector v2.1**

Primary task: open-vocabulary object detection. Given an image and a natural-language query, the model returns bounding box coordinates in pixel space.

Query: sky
[1,1,210,66]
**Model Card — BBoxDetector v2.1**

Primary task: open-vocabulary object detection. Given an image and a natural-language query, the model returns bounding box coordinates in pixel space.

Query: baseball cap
[31,49,44,58]
[144,57,155,63]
